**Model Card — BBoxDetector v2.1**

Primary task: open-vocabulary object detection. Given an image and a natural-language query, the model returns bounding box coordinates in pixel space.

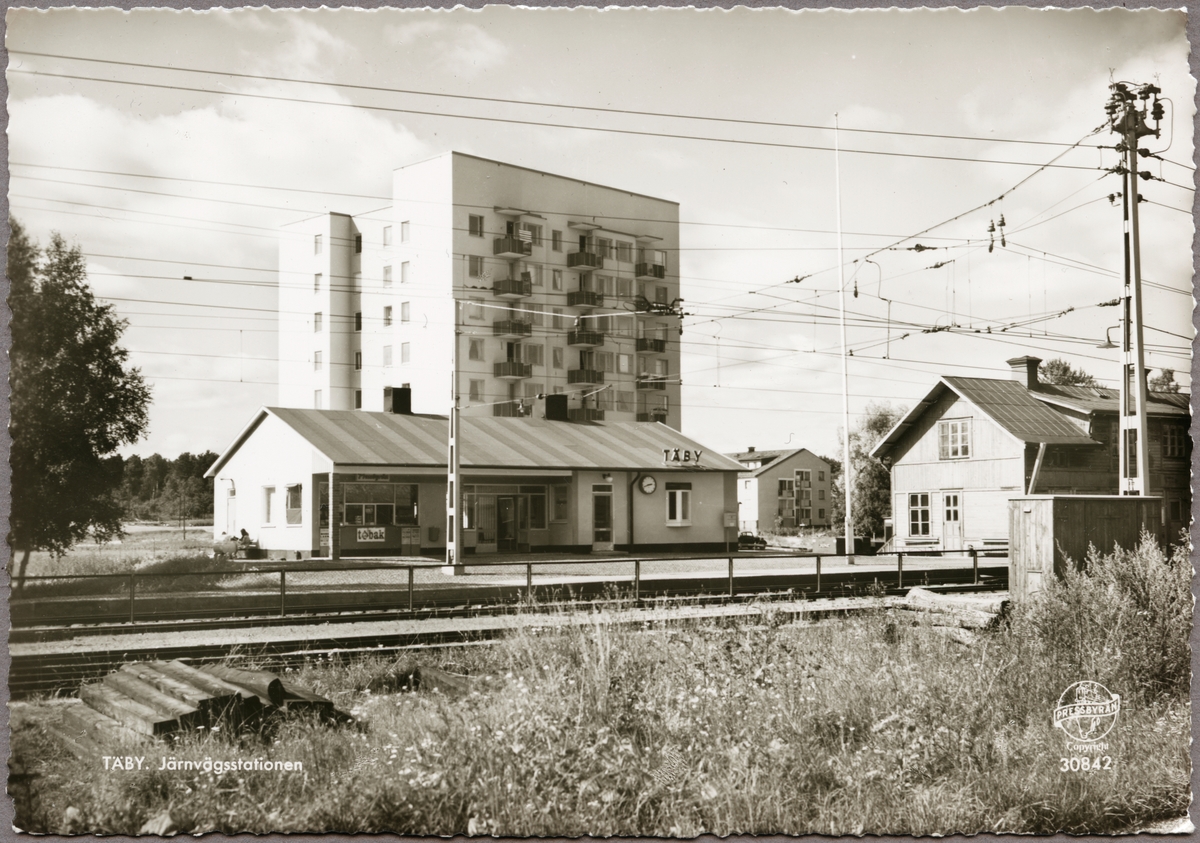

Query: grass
[15,524,216,579]
[11,537,1190,835]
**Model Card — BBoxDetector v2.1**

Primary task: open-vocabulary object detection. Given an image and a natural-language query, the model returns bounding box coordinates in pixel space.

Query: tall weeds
[12,539,1190,835]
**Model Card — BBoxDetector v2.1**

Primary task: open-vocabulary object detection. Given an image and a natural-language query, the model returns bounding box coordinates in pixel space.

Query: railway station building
[871,356,1191,552]
[205,397,743,559]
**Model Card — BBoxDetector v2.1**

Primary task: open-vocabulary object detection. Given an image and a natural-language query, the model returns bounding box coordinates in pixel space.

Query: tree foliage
[829,402,905,537]
[1038,358,1097,386]
[9,219,151,556]
[1149,368,1181,393]
[114,451,219,522]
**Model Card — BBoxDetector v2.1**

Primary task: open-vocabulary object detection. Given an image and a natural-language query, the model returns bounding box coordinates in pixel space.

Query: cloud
[383,19,509,78]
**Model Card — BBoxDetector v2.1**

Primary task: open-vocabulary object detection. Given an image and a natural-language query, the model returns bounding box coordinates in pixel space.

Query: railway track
[11,564,1006,698]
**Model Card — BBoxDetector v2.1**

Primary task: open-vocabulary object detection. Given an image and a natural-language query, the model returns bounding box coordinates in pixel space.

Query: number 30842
[1060,756,1113,772]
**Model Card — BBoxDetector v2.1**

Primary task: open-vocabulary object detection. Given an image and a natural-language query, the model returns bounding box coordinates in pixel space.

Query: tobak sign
[356,527,386,542]
[662,448,702,464]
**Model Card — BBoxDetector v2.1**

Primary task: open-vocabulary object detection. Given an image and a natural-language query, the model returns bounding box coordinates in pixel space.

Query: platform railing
[10,547,1004,629]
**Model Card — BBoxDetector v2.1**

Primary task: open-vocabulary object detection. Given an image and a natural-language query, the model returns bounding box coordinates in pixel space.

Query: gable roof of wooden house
[870,356,1191,464]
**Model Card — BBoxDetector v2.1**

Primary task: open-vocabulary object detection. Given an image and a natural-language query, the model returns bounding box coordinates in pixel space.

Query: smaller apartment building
[725,448,832,532]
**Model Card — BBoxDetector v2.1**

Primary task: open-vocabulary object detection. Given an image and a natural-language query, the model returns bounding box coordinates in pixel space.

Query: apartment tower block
[278,152,682,427]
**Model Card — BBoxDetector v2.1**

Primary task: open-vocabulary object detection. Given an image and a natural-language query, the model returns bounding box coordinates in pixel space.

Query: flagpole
[835,114,854,563]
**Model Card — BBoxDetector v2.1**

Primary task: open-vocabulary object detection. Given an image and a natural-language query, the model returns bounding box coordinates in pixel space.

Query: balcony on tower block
[635,262,666,280]
[493,319,532,339]
[494,361,533,380]
[567,368,604,386]
[636,410,668,422]
[568,407,605,422]
[494,236,533,258]
[636,377,667,391]
[567,330,605,348]
[492,275,533,299]
[567,250,604,270]
[567,290,603,309]
[636,337,667,353]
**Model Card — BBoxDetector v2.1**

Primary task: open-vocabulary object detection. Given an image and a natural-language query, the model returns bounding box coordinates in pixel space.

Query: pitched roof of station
[206,408,743,477]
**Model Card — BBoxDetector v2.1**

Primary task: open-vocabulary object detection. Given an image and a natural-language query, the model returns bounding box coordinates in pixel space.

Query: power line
[11,67,1108,173]
[12,49,1115,153]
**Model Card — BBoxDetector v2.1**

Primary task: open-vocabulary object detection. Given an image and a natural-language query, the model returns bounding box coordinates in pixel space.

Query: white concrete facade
[279,153,682,428]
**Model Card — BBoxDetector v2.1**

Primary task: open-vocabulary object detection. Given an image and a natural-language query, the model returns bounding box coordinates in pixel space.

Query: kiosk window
[343,483,419,526]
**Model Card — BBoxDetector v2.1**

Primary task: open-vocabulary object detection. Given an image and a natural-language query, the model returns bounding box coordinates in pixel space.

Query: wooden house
[870,356,1190,551]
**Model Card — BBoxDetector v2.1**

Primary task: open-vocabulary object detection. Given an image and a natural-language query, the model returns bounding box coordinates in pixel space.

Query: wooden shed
[1008,495,1163,600]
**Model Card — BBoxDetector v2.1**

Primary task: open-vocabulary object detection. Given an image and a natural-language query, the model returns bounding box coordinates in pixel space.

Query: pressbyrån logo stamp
[1053,681,1120,744]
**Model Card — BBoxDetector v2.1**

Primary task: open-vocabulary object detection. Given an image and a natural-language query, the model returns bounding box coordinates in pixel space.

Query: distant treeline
[105,451,220,523]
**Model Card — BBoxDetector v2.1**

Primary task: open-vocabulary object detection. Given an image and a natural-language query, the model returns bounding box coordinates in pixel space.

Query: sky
[5,5,1195,460]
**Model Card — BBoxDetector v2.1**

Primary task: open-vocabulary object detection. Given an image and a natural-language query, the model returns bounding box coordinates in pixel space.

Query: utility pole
[834,114,854,562]
[444,299,464,574]
[1106,82,1163,495]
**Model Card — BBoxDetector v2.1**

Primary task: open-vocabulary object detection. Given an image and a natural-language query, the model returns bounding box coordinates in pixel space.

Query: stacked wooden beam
[895,587,1007,645]
[57,660,347,757]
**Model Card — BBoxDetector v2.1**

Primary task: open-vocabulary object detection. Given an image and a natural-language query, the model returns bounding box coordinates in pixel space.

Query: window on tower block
[469,380,484,402]
[382,226,392,246]
[354,234,362,253]
[354,351,362,371]
[314,273,322,292]
[354,389,362,409]
[400,221,410,242]
[469,339,484,361]
[552,230,562,252]
[383,265,393,286]
[314,234,322,254]
[313,390,322,409]
[383,306,393,327]
[383,345,393,367]
[401,302,411,323]
[314,312,323,332]
[469,215,484,237]
[355,312,362,332]
[938,419,970,459]
[314,351,323,371]
[401,343,411,364]
[401,261,410,284]
[469,297,484,319]
[469,256,484,278]
[552,269,563,291]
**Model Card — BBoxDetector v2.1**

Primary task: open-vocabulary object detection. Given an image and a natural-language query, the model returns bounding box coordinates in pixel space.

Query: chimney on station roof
[545,393,569,422]
[1006,356,1042,391]
[747,446,755,453]
[385,386,412,414]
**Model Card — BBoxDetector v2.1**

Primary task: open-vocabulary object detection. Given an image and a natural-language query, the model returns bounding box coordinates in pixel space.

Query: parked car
[738,532,767,550]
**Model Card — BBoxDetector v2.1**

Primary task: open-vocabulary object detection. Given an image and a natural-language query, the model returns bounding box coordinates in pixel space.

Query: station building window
[286,484,303,525]
[263,486,276,524]
[666,482,692,526]
[938,419,970,459]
